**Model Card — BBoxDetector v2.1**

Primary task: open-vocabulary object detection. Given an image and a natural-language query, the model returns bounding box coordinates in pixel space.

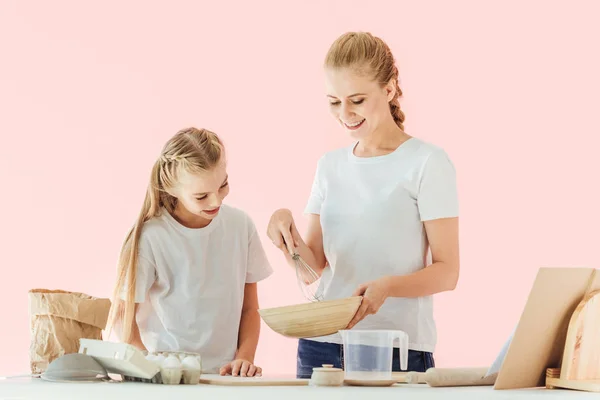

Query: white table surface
[0,375,597,400]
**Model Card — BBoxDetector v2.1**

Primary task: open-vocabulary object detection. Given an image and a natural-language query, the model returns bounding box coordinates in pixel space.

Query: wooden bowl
[258,296,362,338]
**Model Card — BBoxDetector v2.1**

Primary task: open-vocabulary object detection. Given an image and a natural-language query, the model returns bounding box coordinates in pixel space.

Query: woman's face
[325,66,395,140]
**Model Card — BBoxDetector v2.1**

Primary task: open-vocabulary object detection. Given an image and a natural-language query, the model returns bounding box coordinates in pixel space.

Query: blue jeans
[296,338,435,379]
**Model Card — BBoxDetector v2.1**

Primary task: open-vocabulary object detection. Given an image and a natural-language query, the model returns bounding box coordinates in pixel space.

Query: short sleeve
[245,218,274,284]
[417,148,459,221]
[304,157,325,215]
[119,238,157,303]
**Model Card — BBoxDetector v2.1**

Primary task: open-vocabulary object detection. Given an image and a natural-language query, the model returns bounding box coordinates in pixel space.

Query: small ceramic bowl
[310,364,344,387]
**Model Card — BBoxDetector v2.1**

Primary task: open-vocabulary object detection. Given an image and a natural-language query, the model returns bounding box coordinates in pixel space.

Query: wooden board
[542,290,600,393]
[560,290,600,380]
[198,374,309,386]
[494,267,600,390]
[547,377,600,392]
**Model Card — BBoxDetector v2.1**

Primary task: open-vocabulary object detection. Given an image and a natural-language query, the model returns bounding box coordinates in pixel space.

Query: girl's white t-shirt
[304,137,459,353]
[126,204,273,373]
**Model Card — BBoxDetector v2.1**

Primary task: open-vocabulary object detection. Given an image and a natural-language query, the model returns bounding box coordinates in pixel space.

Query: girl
[107,127,272,377]
[267,32,460,378]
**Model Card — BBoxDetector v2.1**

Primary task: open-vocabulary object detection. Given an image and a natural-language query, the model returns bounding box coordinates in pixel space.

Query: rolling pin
[393,367,497,387]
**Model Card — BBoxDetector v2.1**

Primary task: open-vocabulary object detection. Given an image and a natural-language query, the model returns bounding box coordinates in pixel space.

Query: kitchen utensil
[258,296,362,338]
[40,353,109,383]
[290,250,324,302]
[310,364,344,386]
[339,329,408,381]
[393,367,496,387]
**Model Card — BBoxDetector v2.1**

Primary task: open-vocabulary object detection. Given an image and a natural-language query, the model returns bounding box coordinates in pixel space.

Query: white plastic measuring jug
[339,329,408,380]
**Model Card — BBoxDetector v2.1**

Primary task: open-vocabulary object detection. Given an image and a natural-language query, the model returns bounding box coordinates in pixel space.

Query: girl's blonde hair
[324,31,406,131]
[105,127,224,343]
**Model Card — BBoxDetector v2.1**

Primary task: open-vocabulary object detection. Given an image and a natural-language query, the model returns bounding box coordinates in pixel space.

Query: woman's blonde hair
[324,31,406,131]
[105,127,224,343]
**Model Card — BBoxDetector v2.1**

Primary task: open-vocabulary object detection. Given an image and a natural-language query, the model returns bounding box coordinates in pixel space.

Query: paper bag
[28,289,112,374]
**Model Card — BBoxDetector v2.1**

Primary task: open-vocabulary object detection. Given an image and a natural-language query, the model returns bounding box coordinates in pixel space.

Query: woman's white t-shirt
[304,137,459,353]
[127,204,273,373]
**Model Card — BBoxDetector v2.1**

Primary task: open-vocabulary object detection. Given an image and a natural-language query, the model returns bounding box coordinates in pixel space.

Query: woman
[267,32,460,378]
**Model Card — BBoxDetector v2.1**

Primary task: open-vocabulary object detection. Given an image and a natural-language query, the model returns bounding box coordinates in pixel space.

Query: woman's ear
[386,79,396,102]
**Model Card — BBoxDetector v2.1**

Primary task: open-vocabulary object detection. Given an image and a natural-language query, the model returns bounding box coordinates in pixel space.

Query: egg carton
[129,350,202,384]
[78,339,202,385]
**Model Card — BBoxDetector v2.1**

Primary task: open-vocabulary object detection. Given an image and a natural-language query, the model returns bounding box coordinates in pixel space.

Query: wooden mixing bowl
[258,296,362,338]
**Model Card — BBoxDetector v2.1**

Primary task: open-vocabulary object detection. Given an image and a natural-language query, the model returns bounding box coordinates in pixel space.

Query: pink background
[1,0,599,376]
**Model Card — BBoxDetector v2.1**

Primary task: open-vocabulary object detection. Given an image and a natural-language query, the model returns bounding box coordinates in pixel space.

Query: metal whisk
[291,251,324,302]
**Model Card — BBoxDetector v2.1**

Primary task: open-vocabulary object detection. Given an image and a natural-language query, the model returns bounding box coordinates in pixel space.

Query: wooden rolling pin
[393,367,497,387]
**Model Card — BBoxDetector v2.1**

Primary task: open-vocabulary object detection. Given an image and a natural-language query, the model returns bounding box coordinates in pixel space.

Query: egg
[162,354,182,369]
[160,354,183,384]
[181,355,201,385]
[182,355,200,370]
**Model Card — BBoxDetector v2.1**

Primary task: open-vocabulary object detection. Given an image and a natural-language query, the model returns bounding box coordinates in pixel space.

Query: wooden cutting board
[198,374,309,386]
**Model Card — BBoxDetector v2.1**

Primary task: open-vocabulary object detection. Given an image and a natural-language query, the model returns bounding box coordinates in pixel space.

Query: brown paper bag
[28,289,112,374]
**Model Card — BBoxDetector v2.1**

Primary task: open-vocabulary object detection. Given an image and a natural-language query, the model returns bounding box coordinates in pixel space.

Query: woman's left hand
[219,359,262,377]
[346,277,392,329]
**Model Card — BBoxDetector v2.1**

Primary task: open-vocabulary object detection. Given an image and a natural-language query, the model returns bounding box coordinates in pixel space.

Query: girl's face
[324,67,395,140]
[173,159,230,223]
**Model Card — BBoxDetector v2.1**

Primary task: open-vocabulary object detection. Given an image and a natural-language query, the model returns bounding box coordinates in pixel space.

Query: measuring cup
[339,329,408,380]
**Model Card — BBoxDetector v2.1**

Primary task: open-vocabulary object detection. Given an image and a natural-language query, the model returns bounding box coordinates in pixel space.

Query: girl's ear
[163,183,180,201]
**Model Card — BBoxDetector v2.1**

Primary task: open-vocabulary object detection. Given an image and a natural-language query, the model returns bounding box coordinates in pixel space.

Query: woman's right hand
[267,208,301,255]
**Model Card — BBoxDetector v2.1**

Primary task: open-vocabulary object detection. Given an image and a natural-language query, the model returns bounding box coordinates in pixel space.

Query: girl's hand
[219,359,262,377]
[346,277,392,329]
[267,208,301,254]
